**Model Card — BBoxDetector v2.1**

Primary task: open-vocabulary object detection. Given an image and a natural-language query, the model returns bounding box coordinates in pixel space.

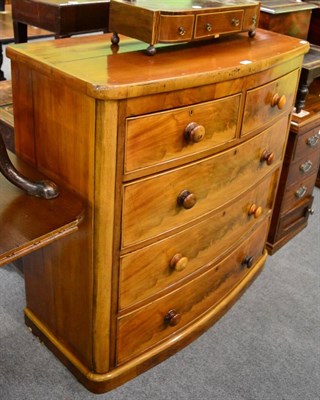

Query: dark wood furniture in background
[259,0,317,39]
[12,0,110,43]
[0,5,52,80]
[306,0,320,45]
[5,30,308,393]
[267,80,320,253]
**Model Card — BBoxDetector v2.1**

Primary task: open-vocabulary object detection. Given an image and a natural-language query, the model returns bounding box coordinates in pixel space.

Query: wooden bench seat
[0,150,85,267]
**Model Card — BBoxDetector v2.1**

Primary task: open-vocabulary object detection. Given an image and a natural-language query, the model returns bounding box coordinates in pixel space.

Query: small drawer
[125,94,241,174]
[116,219,269,365]
[194,10,244,39]
[281,173,318,214]
[122,116,288,249]
[119,172,277,310]
[290,127,320,162]
[287,148,320,187]
[276,196,314,241]
[242,69,300,136]
[159,15,194,42]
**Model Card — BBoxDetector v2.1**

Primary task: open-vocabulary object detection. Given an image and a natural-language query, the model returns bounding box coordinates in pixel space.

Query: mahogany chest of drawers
[6,30,308,393]
[267,81,320,253]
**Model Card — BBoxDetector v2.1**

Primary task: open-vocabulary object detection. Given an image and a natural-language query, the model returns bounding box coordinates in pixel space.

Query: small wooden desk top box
[109,0,261,54]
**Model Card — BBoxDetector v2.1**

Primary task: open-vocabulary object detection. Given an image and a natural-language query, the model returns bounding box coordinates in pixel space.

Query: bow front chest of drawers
[6,30,308,393]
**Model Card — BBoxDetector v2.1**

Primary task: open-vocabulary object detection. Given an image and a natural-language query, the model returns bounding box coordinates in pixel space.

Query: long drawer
[242,69,299,136]
[125,94,241,174]
[119,171,278,310]
[116,218,269,365]
[122,116,288,249]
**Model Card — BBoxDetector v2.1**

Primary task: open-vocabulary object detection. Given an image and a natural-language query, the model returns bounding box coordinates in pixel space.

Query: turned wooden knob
[248,204,262,218]
[170,254,188,271]
[260,150,275,165]
[177,189,197,209]
[242,255,254,269]
[165,309,182,327]
[271,93,286,109]
[184,122,205,143]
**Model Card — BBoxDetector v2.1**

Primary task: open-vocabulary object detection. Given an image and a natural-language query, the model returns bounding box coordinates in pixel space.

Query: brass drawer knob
[242,255,254,269]
[170,253,189,271]
[271,93,286,109]
[232,18,240,27]
[205,23,213,32]
[260,150,275,165]
[184,122,205,143]
[165,309,182,327]
[300,160,313,174]
[307,207,314,215]
[295,186,307,199]
[178,26,186,36]
[177,189,197,209]
[248,204,262,218]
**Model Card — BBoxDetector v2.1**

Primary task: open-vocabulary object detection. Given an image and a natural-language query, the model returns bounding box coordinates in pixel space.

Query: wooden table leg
[13,20,28,43]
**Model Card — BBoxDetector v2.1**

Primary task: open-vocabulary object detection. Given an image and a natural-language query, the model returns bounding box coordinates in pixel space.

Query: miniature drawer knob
[300,160,313,174]
[177,189,197,209]
[295,186,307,199]
[242,255,254,269]
[165,309,182,327]
[170,254,189,271]
[205,23,212,32]
[178,26,186,36]
[248,204,262,218]
[260,150,275,165]
[184,122,205,143]
[271,93,286,109]
[232,18,240,27]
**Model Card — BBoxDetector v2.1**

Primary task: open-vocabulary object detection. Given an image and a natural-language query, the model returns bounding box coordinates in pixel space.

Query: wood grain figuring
[122,116,289,249]
[117,219,269,365]
[119,172,278,310]
[242,69,300,136]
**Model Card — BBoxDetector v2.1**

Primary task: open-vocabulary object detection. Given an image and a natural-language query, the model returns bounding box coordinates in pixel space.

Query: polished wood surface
[6,30,308,393]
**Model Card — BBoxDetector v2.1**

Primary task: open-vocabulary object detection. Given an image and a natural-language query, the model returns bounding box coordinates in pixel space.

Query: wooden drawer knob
[271,93,286,109]
[165,309,182,327]
[170,253,188,271]
[248,204,262,218]
[242,255,254,269]
[177,189,197,209]
[260,150,275,165]
[184,122,205,143]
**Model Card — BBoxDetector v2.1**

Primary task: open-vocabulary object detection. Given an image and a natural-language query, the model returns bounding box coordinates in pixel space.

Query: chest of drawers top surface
[7,29,308,99]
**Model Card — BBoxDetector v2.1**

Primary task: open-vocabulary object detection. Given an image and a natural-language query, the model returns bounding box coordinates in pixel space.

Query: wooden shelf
[0,152,85,267]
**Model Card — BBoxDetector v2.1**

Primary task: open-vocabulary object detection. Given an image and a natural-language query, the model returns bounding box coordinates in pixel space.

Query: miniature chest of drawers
[267,80,320,253]
[7,30,308,393]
